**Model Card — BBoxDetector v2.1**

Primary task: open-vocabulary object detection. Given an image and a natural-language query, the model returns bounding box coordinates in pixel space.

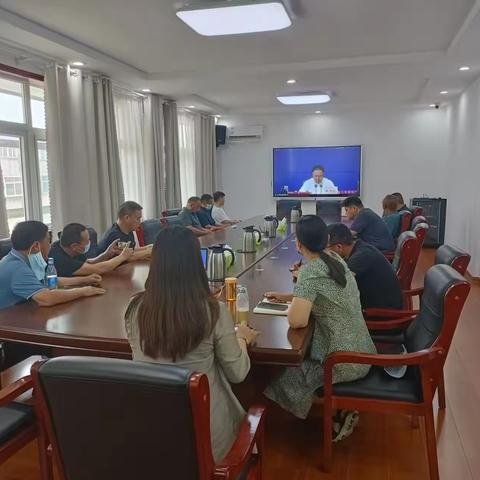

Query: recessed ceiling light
[315,111,321,114]
[71,61,85,67]
[429,104,437,108]
[440,90,449,95]
[277,94,331,105]
[459,66,471,71]
[141,88,151,93]
[176,0,292,36]
[286,79,296,84]
[188,105,196,108]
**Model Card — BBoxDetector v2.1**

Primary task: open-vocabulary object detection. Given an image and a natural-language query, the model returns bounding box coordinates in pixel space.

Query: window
[0,77,24,124]
[0,72,50,232]
[0,135,26,230]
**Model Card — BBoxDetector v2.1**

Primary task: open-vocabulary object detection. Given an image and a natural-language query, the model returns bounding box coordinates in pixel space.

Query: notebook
[253,298,291,316]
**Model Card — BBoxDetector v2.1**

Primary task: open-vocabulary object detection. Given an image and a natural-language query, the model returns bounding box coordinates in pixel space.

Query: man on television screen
[299,165,338,194]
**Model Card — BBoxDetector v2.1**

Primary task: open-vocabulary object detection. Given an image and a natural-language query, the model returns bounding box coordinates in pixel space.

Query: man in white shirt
[299,165,338,194]
[211,191,240,226]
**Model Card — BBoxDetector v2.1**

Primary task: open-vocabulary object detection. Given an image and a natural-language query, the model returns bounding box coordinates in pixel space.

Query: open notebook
[253,298,291,316]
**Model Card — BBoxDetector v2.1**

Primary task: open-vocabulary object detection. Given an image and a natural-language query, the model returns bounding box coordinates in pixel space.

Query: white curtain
[144,94,167,217]
[163,102,182,209]
[113,92,148,214]
[45,64,124,234]
[195,114,217,195]
[178,110,197,204]
[0,165,9,237]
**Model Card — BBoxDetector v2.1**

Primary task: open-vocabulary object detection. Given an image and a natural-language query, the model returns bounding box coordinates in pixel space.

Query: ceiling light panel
[176,1,292,36]
[277,94,331,105]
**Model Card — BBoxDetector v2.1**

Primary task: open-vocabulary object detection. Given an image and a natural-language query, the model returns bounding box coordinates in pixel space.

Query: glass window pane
[0,78,25,124]
[36,140,51,225]
[0,135,26,232]
[30,85,46,129]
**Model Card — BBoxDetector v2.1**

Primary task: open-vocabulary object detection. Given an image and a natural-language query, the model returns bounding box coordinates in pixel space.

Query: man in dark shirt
[50,223,133,277]
[343,196,395,252]
[197,194,224,229]
[327,223,403,310]
[98,201,152,260]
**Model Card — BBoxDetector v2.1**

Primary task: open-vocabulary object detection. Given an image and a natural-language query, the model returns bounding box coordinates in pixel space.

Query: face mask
[28,252,47,282]
[207,205,213,210]
[83,242,91,254]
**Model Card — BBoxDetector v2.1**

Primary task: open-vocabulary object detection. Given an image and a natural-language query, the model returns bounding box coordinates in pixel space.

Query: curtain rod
[0,62,44,81]
[179,106,216,118]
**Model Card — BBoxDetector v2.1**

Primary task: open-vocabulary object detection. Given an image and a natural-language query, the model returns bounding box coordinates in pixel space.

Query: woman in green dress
[265,215,376,440]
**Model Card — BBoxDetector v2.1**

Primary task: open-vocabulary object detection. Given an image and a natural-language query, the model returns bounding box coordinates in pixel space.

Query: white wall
[446,77,480,276]
[217,108,449,221]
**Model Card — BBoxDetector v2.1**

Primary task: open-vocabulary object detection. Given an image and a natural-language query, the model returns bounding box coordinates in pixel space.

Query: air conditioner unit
[228,125,264,142]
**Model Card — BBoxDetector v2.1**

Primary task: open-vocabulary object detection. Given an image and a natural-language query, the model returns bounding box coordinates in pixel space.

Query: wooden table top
[0,216,312,366]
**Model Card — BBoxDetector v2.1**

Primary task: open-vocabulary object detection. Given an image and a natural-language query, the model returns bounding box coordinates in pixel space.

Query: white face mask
[28,249,47,282]
[83,241,91,254]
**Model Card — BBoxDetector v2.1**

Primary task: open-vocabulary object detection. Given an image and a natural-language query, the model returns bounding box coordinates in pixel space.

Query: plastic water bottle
[236,286,249,326]
[46,258,58,290]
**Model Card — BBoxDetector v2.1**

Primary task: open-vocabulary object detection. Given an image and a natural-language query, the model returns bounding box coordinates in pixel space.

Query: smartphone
[289,259,302,273]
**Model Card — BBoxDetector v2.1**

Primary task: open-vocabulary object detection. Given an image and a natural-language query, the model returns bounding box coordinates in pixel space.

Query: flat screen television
[273,145,362,197]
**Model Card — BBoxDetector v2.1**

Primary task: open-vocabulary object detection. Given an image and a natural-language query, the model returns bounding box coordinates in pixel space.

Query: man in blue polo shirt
[0,221,106,310]
[343,196,395,252]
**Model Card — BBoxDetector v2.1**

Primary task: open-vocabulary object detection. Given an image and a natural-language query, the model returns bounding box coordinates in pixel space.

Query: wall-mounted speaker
[215,125,227,147]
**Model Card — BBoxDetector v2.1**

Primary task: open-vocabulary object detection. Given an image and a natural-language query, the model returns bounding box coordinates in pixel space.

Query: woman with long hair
[264,215,376,441]
[125,226,258,461]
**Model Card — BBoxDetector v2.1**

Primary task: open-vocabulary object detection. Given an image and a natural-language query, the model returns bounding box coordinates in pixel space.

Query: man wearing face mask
[0,221,106,310]
[49,223,134,277]
[197,194,218,228]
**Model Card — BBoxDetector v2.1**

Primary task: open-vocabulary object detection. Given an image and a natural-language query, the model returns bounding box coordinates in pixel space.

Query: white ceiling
[1,0,480,114]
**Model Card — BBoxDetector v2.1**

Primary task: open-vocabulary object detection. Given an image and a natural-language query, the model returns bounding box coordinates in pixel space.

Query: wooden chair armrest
[0,375,33,406]
[325,348,444,371]
[363,308,418,318]
[214,405,266,479]
[322,349,445,398]
[404,287,424,297]
[366,316,416,330]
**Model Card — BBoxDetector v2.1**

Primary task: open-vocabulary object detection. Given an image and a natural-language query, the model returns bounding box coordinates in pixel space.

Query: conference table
[0,216,312,367]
